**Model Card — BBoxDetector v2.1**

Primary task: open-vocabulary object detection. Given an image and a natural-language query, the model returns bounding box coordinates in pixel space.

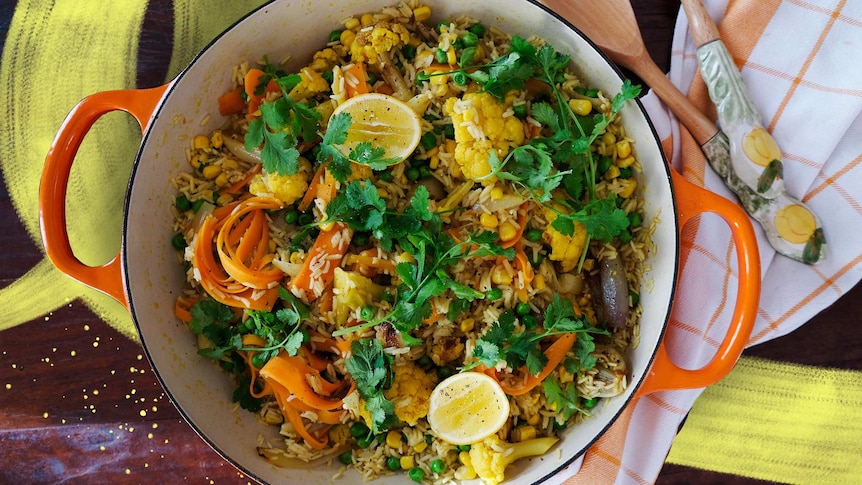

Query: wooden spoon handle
[680,0,721,47]
[626,54,719,146]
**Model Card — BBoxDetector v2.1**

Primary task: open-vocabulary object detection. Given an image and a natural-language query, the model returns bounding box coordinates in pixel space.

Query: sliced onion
[598,256,629,328]
[222,136,262,164]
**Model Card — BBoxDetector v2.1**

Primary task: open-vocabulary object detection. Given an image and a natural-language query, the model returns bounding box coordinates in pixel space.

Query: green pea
[192,198,206,213]
[297,212,313,226]
[420,131,438,150]
[416,355,433,367]
[171,233,186,251]
[356,434,375,449]
[406,167,420,181]
[408,467,426,482]
[618,229,632,243]
[461,32,478,47]
[378,170,394,183]
[453,71,467,86]
[485,287,503,300]
[419,165,432,179]
[284,209,299,225]
[452,37,464,50]
[525,228,542,243]
[437,366,454,380]
[381,291,395,303]
[528,252,543,267]
[522,314,538,330]
[512,104,528,119]
[443,124,455,139]
[436,20,450,33]
[468,23,486,37]
[425,434,433,444]
[583,397,599,409]
[597,156,614,175]
[516,301,531,316]
[456,444,471,452]
[352,232,370,247]
[338,451,353,465]
[175,194,192,211]
[430,458,446,474]
[386,456,401,470]
[329,29,343,42]
[627,212,642,228]
[349,421,370,438]
[435,48,448,64]
[402,44,417,60]
[360,304,375,321]
[618,166,633,179]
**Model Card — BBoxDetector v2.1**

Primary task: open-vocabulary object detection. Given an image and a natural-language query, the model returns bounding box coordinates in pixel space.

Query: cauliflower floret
[542,204,587,272]
[349,21,410,65]
[309,47,339,73]
[382,360,436,425]
[470,434,559,485]
[288,67,330,102]
[248,156,312,205]
[443,92,525,183]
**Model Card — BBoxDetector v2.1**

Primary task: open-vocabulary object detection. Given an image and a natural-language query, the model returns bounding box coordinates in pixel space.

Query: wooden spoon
[539,0,719,146]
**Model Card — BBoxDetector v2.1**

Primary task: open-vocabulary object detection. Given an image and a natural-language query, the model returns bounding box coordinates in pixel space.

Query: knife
[680,0,826,264]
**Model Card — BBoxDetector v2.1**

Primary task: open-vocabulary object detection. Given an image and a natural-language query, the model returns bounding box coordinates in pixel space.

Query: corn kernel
[360,13,374,27]
[454,464,477,481]
[320,220,335,232]
[604,165,620,180]
[216,193,233,205]
[343,17,360,30]
[490,186,504,200]
[201,164,221,179]
[473,44,485,63]
[527,413,541,426]
[189,153,205,169]
[618,178,638,198]
[399,456,415,470]
[460,318,475,333]
[582,259,594,271]
[498,221,518,242]
[601,131,616,146]
[511,425,537,442]
[533,273,546,291]
[386,430,403,449]
[377,188,389,198]
[193,135,210,150]
[412,441,428,453]
[429,155,439,169]
[446,47,457,65]
[413,5,432,22]
[289,252,303,264]
[210,131,224,148]
[616,139,631,159]
[559,366,575,384]
[222,158,239,170]
[491,266,512,286]
[480,213,499,229]
[445,139,457,153]
[214,172,229,187]
[458,451,472,466]
[340,30,356,47]
[568,99,592,116]
[398,252,416,264]
[617,155,636,168]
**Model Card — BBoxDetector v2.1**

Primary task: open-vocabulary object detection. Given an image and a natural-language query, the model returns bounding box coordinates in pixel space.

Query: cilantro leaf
[611,79,642,114]
[345,338,397,433]
[350,142,400,170]
[543,377,584,421]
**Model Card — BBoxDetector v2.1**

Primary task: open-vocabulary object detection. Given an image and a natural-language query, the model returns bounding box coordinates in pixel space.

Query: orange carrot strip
[238,334,273,399]
[259,353,346,411]
[344,62,370,98]
[287,223,352,303]
[513,243,534,303]
[244,68,280,121]
[500,203,529,249]
[270,380,329,449]
[374,82,394,95]
[174,296,196,323]
[344,253,397,275]
[217,87,246,116]
[479,333,577,396]
[297,164,327,212]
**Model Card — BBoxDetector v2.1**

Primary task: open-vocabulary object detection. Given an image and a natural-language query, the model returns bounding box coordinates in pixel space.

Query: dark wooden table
[1,1,859,483]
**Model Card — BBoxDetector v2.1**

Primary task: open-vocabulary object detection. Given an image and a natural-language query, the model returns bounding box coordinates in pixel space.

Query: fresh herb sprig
[316,112,400,182]
[344,338,398,433]
[463,294,609,375]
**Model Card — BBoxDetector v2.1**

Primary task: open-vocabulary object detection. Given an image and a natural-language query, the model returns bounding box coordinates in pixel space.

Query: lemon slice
[428,371,510,445]
[330,92,421,165]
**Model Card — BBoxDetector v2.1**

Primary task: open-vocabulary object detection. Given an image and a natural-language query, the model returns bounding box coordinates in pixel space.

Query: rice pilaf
[169,2,650,483]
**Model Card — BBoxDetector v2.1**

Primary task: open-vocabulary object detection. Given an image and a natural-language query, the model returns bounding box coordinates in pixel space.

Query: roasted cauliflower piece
[348,21,412,100]
[382,360,436,425]
[443,92,525,182]
[469,434,559,485]
[248,156,312,205]
[542,204,587,272]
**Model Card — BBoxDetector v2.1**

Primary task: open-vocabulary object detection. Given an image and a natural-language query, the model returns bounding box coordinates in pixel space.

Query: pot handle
[636,169,761,396]
[39,84,170,309]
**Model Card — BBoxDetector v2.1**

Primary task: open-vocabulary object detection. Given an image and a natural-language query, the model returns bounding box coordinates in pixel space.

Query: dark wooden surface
[1,0,859,483]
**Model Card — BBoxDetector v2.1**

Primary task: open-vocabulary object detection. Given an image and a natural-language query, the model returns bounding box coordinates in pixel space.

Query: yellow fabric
[667,356,862,484]
[0,0,147,337]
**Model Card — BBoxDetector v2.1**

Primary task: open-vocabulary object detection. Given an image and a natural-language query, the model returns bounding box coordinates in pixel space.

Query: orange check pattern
[556,0,862,483]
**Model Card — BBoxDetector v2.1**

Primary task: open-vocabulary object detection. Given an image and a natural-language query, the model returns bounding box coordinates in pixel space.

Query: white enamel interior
[122,0,679,483]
